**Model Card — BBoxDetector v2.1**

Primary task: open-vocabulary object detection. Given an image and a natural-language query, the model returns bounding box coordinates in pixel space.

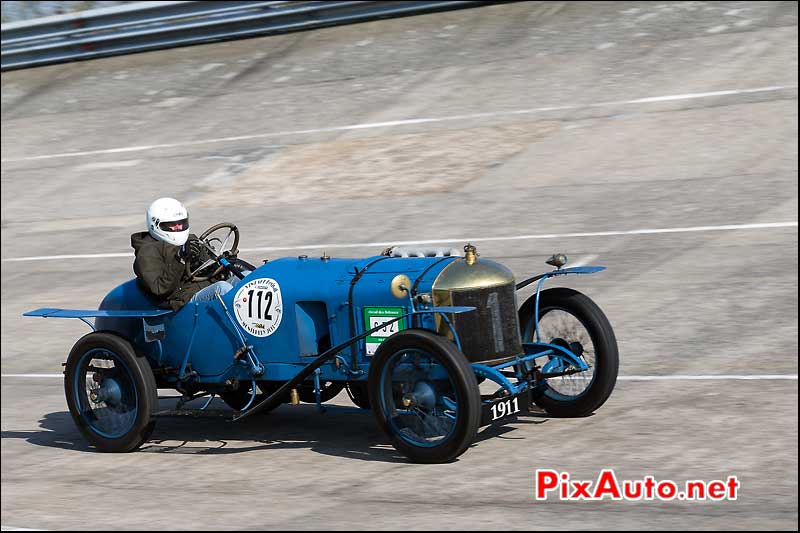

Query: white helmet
[146,197,189,246]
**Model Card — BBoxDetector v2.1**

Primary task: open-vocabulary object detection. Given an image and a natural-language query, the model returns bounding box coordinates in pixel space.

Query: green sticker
[363,307,406,355]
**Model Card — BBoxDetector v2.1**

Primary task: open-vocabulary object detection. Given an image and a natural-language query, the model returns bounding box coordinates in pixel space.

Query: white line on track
[2,252,134,262]
[1,85,795,163]
[617,375,798,381]
[2,221,797,262]
[1,374,63,378]
[2,374,797,380]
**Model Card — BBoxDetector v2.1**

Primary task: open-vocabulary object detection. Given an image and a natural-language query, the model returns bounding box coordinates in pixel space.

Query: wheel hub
[94,378,123,406]
[401,381,437,410]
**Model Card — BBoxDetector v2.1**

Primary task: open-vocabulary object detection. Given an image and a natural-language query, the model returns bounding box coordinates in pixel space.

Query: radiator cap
[432,254,514,294]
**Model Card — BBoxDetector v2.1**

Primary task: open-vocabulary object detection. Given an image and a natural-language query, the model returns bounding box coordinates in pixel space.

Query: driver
[131,197,235,310]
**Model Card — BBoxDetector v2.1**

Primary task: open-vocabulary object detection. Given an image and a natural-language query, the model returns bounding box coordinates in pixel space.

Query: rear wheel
[221,381,287,413]
[220,381,259,411]
[298,380,345,404]
[64,332,157,452]
[519,287,618,417]
[369,329,480,463]
[346,381,371,409]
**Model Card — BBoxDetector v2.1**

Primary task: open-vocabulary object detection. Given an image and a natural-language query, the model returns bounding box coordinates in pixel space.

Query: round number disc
[232,278,283,337]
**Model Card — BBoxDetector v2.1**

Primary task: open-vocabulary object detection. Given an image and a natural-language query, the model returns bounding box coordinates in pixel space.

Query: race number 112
[247,289,273,320]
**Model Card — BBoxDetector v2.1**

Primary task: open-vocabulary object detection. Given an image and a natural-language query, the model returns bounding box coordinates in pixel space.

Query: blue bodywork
[25,253,605,415]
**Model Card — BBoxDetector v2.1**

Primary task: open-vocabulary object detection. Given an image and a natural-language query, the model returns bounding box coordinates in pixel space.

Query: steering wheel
[185,222,240,282]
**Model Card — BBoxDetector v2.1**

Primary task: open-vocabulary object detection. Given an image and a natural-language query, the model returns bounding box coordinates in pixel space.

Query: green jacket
[131,232,211,310]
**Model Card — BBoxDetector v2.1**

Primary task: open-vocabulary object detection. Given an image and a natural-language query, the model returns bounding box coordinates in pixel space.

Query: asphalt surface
[1,1,798,530]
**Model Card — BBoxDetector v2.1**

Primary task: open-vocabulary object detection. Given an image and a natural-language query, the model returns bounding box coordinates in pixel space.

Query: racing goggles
[159,218,189,232]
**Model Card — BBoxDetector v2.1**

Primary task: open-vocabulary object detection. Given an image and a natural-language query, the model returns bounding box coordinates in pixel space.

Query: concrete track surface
[1,1,797,530]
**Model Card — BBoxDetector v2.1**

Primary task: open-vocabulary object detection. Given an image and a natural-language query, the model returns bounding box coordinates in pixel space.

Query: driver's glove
[177,243,190,263]
[178,238,202,263]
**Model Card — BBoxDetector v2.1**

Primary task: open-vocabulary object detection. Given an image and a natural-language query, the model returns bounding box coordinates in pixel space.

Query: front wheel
[64,332,158,452]
[368,329,481,463]
[519,287,618,417]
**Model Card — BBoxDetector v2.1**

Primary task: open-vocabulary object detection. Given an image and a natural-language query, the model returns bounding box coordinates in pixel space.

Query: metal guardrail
[1,0,504,71]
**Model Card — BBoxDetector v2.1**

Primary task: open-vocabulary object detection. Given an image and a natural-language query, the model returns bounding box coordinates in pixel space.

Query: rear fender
[23,308,172,343]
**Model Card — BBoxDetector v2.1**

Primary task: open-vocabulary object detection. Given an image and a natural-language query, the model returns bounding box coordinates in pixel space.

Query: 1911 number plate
[480,392,529,426]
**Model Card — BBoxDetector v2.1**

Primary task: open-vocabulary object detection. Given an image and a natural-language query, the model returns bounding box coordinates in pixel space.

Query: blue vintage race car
[25,223,618,463]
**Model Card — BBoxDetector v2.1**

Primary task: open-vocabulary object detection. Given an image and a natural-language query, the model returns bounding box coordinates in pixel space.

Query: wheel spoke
[414,407,453,437]
[220,229,234,253]
[534,308,597,398]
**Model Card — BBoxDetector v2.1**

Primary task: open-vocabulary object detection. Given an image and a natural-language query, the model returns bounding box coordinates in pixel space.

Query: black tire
[64,332,158,452]
[346,381,371,409]
[518,287,618,417]
[369,329,480,463]
[220,382,258,411]
[221,381,286,413]
[256,381,290,412]
[298,380,345,404]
